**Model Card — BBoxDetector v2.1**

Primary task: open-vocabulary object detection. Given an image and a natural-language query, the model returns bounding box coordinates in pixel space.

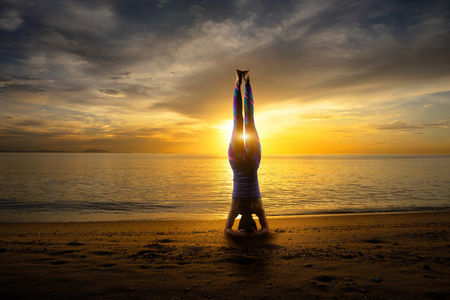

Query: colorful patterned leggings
[228,82,261,164]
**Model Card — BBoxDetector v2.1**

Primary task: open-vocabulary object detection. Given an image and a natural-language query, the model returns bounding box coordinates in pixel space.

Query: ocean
[0,153,449,222]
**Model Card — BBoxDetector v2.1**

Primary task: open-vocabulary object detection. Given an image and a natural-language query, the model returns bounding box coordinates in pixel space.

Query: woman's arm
[225,208,238,231]
[225,206,248,237]
[250,227,268,237]
[253,204,269,236]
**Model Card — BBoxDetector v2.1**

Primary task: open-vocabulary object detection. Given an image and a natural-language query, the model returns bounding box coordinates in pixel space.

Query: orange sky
[1,1,449,154]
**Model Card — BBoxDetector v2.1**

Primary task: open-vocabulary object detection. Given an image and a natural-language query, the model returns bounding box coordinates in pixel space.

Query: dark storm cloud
[150,0,450,116]
[2,0,449,98]
[0,82,46,93]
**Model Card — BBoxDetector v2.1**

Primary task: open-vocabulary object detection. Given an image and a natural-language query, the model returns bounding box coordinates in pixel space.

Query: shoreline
[1,209,449,224]
[1,211,449,299]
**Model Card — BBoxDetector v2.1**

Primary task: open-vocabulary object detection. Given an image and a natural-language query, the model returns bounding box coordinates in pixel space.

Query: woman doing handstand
[225,70,269,237]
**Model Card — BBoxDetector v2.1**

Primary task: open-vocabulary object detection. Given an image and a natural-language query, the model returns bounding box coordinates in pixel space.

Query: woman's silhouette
[225,70,269,237]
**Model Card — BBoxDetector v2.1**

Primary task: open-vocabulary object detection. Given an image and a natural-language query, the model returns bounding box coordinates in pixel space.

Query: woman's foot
[235,70,243,85]
[242,70,250,84]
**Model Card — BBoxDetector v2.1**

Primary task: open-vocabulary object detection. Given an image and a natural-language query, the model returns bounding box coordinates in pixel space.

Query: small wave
[269,206,450,217]
[0,199,176,213]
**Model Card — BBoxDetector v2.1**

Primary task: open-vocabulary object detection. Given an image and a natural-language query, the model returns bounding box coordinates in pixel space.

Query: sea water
[0,153,449,222]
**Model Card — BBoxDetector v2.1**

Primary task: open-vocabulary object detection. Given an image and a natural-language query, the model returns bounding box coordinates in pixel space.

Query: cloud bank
[0,0,449,153]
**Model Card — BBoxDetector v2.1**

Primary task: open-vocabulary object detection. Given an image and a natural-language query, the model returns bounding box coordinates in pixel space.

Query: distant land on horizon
[0,149,111,153]
[0,149,196,154]
[0,150,449,155]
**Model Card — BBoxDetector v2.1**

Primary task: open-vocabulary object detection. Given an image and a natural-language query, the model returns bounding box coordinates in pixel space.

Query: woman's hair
[238,215,257,234]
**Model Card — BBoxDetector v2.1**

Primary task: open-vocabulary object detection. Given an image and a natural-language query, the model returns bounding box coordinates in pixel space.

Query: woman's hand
[224,228,249,237]
[236,229,249,237]
[249,228,268,237]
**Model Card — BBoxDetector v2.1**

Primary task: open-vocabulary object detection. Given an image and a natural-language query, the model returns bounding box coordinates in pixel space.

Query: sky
[0,0,449,154]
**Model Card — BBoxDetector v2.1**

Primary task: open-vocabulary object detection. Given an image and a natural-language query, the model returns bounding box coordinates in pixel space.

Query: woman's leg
[243,72,261,162]
[228,70,245,162]
[226,71,246,237]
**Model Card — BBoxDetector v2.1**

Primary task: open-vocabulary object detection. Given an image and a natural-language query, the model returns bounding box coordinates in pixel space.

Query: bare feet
[235,70,243,85]
[242,70,250,84]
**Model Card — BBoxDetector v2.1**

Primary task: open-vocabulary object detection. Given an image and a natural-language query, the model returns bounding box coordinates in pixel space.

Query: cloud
[372,121,423,130]
[0,82,46,93]
[189,4,205,19]
[109,71,131,80]
[299,113,334,120]
[98,89,126,98]
[15,119,46,127]
[422,120,450,129]
[46,2,114,35]
[5,1,450,102]
[0,8,23,31]
[0,0,449,153]
[367,120,449,131]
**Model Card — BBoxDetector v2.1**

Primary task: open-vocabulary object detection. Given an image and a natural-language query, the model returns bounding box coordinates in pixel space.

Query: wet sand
[1,212,449,299]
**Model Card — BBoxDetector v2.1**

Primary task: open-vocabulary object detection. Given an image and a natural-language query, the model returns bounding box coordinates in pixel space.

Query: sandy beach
[1,212,449,299]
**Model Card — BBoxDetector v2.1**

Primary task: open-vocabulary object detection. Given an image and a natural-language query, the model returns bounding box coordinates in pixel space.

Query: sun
[213,120,261,153]
[217,119,233,138]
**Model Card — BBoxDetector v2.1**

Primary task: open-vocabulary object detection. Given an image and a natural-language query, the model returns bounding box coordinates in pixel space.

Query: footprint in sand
[315,275,336,283]
[255,244,285,250]
[135,250,161,258]
[182,245,205,253]
[51,260,68,265]
[99,263,117,268]
[364,238,384,244]
[67,241,84,246]
[217,255,261,265]
[156,238,175,243]
[91,250,114,256]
